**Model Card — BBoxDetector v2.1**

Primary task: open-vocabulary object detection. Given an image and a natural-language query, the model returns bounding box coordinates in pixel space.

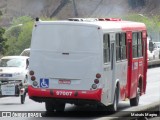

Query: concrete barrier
[148,60,160,68]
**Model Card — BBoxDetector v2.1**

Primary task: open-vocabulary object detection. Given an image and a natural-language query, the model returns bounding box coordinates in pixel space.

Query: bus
[28,18,147,112]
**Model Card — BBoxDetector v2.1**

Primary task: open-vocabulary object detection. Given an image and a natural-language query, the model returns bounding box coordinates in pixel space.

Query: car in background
[20,48,30,57]
[154,42,160,49]
[0,56,29,83]
[153,42,160,59]
[0,56,29,104]
[147,37,159,60]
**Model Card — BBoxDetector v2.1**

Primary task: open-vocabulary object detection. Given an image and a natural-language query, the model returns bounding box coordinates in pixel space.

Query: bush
[4,16,34,55]
[0,27,7,55]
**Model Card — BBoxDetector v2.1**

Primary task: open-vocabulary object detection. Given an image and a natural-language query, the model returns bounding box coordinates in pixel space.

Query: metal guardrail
[148,60,160,68]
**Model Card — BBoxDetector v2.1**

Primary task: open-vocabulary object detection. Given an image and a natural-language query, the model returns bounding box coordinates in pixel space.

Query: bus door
[127,32,139,98]
[126,31,132,98]
[103,33,116,103]
[142,30,147,93]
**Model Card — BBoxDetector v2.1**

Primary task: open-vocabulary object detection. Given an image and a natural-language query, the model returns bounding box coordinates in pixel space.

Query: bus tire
[107,86,119,112]
[55,103,65,112]
[20,92,26,104]
[130,86,140,106]
[45,102,55,111]
[20,95,25,104]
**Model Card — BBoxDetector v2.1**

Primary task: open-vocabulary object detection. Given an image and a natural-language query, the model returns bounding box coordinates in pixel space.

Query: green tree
[4,16,56,55]
[12,16,33,26]
[0,27,8,55]
[123,14,160,41]
[0,10,8,55]
[4,16,34,55]
[16,21,33,53]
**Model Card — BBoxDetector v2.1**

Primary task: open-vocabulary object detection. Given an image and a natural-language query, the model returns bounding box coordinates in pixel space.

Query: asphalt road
[0,67,160,120]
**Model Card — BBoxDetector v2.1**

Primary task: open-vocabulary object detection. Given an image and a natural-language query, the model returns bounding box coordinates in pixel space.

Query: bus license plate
[1,84,15,95]
[58,79,71,84]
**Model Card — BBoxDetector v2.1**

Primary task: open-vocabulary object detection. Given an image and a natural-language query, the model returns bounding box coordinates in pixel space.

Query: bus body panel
[28,86,102,102]
[130,58,139,98]
[115,61,128,100]
[29,24,103,91]
[101,33,117,105]
[30,51,102,90]
[28,19,147,110]
[125,30,147,99]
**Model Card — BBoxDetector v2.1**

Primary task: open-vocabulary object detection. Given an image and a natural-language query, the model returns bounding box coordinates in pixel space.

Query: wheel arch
[114,79,120,100]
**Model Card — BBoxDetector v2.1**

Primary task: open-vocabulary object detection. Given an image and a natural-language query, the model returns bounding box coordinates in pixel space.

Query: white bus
[28,18,147,112]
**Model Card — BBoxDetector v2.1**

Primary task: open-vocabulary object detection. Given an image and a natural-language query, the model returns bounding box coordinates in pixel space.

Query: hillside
[0,0,160,25]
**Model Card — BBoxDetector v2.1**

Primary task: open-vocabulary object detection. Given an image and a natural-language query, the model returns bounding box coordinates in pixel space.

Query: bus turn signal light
[29,70,34,76]
[96,73,101,78]
[94,79,99,84]
[31,76,36,81]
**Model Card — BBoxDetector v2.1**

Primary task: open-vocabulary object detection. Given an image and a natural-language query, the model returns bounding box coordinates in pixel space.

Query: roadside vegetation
[4,16,34,55]
[124,14,160,38]
[0,13,160,56]
[0,11,7,56]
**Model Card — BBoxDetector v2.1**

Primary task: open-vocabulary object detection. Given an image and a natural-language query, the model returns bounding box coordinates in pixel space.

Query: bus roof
[35,18,146,32]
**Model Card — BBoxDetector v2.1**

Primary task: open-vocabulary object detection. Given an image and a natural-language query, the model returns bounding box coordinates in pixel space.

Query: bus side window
[138,32,143,57]
[116,33,126,61]
[103,34,110,63]
[116,33,121,61]
[132,32,138,58]
[121,33,127,59]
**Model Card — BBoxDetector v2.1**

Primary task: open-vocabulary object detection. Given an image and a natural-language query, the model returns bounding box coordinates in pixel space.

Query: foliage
[0,28,8,55]
[16,21,33,53]
[3,14,160,55]
[0,10,2,16]
[4,16,57,55]
[0,10,7,56]
[123,14,160,41]
[4,16,34,55]
[12,16,33,26]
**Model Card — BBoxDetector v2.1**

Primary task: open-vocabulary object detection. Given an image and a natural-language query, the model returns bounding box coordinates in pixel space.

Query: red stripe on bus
[28,85,102,101]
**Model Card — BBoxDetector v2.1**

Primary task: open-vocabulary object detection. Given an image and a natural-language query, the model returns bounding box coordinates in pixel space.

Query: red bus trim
[28,85,102,102]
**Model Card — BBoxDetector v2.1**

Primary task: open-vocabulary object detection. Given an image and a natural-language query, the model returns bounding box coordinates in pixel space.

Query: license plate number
[1,84,15,95]
[56,91,72,96]
[58,79,71,84]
